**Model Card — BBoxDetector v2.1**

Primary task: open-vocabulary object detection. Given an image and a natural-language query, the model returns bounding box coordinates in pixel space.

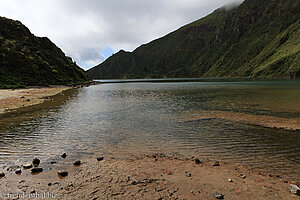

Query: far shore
[0,86,71,115]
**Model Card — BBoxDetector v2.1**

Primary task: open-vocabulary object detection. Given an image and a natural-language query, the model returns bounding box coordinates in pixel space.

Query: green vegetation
[0,17,90,88]
[87,0,300,79]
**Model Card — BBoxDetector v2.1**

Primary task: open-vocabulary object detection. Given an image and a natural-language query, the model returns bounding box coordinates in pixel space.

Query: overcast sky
[0,0,243,70]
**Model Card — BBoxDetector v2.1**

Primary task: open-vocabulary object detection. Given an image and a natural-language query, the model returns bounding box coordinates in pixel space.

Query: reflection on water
[0,80,300,179]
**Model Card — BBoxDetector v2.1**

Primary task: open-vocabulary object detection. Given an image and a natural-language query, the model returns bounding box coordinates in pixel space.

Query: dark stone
[23,163,33,169]
[58,170,68,177]
[73,160,81,166]
[0,172,5,177]
[195,158,201,164]
[31,168,43,174]
[15,169,22,174]
[50,161,57,164]
[213,161,220,167]
[213,192,224,199]
[61,153,67,158]
[289,184,300,196]
[32,158,40,166]
[97,157,104,161]
[240,174,246,179]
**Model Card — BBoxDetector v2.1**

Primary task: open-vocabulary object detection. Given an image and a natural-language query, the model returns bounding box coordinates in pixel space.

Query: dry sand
[0,86,70,115]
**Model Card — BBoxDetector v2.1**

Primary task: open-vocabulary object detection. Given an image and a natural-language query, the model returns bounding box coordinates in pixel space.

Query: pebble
[0,172,5,177]
[213,161,220,167]
[228,178,233,182]
[195,158,201,164]
[185,172,192,177]
[165,170,172,175]
[73,160,81,166]
[15,169,22,174]
[61,153,67,158]
[97,157,104,161]
[23,163,33,169]
[31,168,43,173]
[50,161,57,164]
[32,158,40,166]
[58,170,68,177]
[239,174,246,179]
[289,184,300,196]
[213,192,224,199]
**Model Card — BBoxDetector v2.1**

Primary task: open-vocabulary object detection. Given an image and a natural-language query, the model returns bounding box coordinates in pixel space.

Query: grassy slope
[0,17,89,88]
[87,0,300,79]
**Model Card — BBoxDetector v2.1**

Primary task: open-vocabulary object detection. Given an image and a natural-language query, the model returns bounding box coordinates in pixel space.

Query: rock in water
[23,163,33,169]
[97,157,104,161]
[0,172,5,177]
[61,153,67,158]
[289,184,300,196]
[32,158,40,166]
[58,170,68,177]
[31,168,43,173]
[213,192,224,199]
[73,160,81,166]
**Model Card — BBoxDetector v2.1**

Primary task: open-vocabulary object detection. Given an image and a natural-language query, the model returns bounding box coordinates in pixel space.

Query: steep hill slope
[88,0,300,79]
[0,17,89,88]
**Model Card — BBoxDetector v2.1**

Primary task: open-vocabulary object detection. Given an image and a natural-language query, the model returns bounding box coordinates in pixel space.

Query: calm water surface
[0,80,300,179]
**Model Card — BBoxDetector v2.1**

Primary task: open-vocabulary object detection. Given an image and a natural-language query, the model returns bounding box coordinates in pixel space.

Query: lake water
[0,80,300,180]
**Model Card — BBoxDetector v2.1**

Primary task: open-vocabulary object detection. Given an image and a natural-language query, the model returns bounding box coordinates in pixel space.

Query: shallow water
[0,80,300,179]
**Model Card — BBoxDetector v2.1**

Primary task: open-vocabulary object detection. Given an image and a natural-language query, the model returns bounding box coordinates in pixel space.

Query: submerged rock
[31,168,43,174]
[58,170,68,177]
[23,163,33,169]
[289,184,300,196]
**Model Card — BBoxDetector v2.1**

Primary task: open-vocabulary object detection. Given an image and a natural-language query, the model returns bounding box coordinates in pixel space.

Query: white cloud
[0,0,243,70]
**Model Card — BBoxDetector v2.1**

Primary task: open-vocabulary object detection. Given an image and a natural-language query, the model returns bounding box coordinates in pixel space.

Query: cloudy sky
[0,0,242,70]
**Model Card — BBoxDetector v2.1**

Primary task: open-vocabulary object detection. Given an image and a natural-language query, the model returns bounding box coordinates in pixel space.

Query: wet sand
[0,154,299,200]
[0,86,70,115]
[178,110,300,131]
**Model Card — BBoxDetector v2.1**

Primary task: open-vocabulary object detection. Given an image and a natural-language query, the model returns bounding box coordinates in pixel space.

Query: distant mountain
[0,17,89,88]
[88,0,300,79]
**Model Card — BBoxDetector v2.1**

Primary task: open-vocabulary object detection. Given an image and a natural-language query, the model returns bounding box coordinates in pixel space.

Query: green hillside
[0,17,89,88]
[88,0,300,79]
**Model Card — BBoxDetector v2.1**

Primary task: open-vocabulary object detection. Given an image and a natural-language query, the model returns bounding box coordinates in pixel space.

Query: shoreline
[0,153,299,199]
[0,86,72,116]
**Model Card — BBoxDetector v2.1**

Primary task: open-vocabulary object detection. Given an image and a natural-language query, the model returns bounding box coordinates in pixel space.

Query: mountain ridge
[0,16,89,88]
[87,0,300,79]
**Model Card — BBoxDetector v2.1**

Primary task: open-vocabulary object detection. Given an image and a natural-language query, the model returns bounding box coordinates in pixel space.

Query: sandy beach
[0,153,299,200]
[0,86,70,115]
